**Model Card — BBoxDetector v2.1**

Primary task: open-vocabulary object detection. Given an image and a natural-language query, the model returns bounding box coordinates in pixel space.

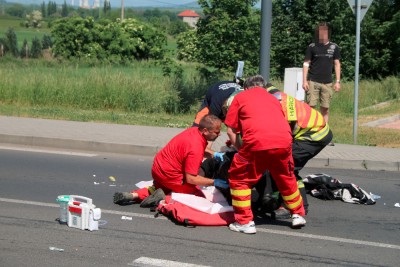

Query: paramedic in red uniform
[113,114,228,205]
[224,75,306,234]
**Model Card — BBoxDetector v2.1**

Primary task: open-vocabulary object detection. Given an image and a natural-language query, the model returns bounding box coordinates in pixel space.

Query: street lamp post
[121,0,124,21]
[259,0,272,81]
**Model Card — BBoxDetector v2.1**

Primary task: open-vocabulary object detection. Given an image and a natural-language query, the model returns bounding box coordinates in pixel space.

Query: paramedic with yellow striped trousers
[224,75,306,234]
[265,83,333,214]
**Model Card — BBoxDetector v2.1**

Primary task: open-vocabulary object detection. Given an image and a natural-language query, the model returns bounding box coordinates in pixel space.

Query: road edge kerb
[306,158,400,172]
[361,114,400,127]
[1,134,399,172]
[0,134,160,156]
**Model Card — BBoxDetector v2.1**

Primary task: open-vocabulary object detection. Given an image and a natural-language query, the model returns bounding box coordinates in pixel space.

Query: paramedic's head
[199,114,221,142]
[315,22,330,44]
[222,89,243,117]
[243,75,266,90]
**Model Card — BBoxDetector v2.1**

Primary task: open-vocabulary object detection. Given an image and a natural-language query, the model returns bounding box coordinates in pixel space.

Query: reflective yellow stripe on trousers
[231,188,252,208]
[282,189,303,210]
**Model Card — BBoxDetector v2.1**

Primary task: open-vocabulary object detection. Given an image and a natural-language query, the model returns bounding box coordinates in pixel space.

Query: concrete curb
[0,134,161,157]
[1,134,399,172]
[306,158,400,172]
[361,114,400,127]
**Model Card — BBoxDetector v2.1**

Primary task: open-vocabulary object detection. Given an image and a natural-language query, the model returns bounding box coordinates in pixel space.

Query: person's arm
[227,126,242,150]
[334,59,341,92]
[303,45,312,91]
[185,172,214,186]
[302,60,310,91]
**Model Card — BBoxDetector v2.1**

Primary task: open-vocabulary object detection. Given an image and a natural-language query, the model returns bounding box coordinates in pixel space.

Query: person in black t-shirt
[302,22,341,124]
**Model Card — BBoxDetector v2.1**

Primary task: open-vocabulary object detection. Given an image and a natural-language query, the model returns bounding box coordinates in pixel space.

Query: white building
[177,10,200,28]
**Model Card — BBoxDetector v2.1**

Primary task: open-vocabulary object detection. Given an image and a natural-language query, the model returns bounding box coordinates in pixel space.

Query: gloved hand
[214,178,229,189]
[213,152,225,161]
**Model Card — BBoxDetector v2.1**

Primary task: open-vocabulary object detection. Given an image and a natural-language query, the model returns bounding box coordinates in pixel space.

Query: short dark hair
[314,22,331,42]
[198,114,221,131]
[243,75,266,89]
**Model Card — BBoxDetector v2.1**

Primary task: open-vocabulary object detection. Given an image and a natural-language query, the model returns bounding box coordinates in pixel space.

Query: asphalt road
[0,144,399,267]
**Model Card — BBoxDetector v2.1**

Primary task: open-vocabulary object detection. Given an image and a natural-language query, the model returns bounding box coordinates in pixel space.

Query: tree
[358,1,400,78]
[41,1,46,18]
[168,20,190,36]
[51,17,167,62]
[47,1,57,17]
[6,3,25,17]
[176,30,198,61]
[196,0,260,74]
[61,0,68,17]
[4,27,19,57]
[25,10,43,28]
[20,39,29,58]
[42,34,53,49]
[103,0,111,15]
[271,0,400,79]
[30,36,42,58]
[271,0,353,78]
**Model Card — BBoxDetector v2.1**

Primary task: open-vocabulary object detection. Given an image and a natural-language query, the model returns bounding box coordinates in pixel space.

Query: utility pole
[98,0,101,19]
[121,0,124,21]
[347,0,373,144]
[0,0,5,15]
[259,0,272,82]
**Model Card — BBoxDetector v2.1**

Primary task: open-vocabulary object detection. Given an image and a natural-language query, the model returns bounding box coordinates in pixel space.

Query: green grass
[0,58,212,114]
[0,58,399,148]
[0,9,399,149]
[0,17,50,47]
[0,104,195,128]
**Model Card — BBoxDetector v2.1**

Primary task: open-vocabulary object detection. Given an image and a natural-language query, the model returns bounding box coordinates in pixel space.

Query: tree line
[1,0,398,80]
[0,28,52,58]
[177,0,400,80]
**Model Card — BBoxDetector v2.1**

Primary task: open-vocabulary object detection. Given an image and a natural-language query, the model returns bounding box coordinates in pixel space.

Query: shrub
[30,37,42,58]
[4,27,19,57]
[20,39,29,58]
[51,17,167,63]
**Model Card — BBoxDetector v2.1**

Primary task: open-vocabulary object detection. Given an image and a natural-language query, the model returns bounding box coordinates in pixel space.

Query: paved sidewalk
[0,116,399,171]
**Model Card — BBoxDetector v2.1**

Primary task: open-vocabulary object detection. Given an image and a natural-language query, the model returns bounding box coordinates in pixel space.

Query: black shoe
[273,206,291,220]
[262,194,280,213]
[140,188,166,208]
[113,192,133,204]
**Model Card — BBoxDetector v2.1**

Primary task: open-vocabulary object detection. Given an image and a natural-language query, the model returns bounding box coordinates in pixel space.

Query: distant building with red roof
[177,10,200,28]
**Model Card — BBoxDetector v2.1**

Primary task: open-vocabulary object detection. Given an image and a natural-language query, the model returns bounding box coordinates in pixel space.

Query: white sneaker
[292,214,306,228]
[229,221,256,234]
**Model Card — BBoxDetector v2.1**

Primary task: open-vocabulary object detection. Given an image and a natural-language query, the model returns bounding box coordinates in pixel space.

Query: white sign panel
[347,0,373,21]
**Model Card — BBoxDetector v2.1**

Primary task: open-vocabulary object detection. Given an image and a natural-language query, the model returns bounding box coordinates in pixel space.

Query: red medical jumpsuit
[132,127,206,201]
[224,87,305,224]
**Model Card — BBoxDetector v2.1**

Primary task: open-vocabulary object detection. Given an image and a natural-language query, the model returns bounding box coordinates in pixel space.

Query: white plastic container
[56,195,70,224]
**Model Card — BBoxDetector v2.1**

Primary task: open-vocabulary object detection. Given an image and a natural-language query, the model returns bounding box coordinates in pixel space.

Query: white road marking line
[0,145,97,157]
[257,228,400,249]
[0,198,160,219]
[1,197,399,250]
[128,257,211,267]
